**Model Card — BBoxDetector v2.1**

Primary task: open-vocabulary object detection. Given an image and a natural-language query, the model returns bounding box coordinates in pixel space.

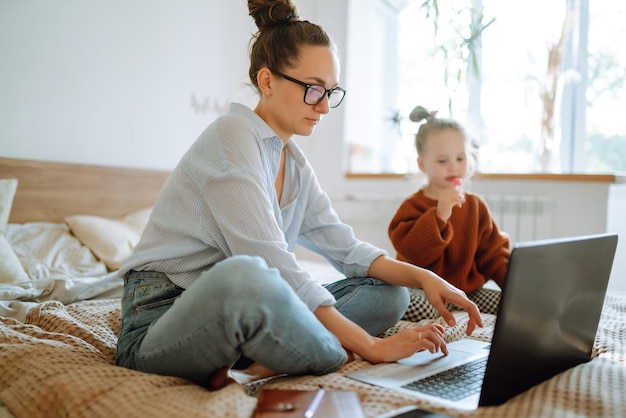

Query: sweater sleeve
[388,192,453,267]
[474,197,511,289]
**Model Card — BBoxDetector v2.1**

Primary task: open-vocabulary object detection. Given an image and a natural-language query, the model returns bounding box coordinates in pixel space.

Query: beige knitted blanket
[1,293,625,418]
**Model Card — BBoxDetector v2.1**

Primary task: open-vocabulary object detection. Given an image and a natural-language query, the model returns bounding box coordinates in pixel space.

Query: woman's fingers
[426,283,484,334]
[420,326,448,355]
[373,323,449,363]
[402,325,447,355]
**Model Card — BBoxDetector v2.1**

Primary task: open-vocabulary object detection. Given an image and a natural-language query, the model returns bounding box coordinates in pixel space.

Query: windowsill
[346,172,626,184]
[474,172,626,184]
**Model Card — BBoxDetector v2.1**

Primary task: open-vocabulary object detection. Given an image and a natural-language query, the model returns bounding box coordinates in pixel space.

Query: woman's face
[261,45,341,142]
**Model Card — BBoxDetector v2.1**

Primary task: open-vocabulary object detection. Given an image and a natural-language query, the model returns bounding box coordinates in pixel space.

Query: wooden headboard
[0,157,171,223]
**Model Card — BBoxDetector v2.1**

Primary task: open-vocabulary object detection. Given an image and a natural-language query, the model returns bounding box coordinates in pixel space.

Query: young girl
[389,105,510,321]
[116,3,482,390]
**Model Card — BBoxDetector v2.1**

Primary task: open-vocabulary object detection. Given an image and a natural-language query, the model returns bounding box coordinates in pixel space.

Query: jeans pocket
[117,272,183,367]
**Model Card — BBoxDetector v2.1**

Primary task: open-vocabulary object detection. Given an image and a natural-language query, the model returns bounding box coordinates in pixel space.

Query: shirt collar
[229,102,308,169]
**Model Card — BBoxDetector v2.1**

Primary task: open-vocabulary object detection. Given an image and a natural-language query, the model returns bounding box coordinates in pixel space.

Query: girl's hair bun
[409,105,438,123]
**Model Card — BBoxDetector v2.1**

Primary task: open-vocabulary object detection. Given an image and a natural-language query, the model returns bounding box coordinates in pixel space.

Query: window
[345,0,626,174]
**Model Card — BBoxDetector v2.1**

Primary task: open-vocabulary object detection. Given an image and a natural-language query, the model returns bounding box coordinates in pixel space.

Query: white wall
[0,0,254,170]
[607,185,626,292]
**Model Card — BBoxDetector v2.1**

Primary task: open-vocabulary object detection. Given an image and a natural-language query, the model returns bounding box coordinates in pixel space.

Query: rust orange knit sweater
[388,189,510,293]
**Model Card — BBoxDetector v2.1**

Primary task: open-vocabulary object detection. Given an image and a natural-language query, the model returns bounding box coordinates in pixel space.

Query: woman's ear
[256,67,272,94]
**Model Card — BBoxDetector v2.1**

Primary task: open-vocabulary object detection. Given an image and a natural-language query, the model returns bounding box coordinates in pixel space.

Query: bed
[1,156,625,418]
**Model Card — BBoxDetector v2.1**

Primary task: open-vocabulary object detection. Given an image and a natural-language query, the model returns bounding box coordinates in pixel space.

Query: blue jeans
[116,255,409,386]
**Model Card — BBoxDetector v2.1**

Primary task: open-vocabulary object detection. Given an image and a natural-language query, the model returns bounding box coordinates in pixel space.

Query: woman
[116,0,482,390]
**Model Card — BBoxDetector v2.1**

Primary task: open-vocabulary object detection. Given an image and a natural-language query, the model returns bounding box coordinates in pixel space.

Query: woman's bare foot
[206,366,236,390]
[240,363,281,381]
[206,363,282,390]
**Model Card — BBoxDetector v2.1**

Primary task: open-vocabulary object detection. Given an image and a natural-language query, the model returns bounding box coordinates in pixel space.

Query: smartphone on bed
[377,405,455,418]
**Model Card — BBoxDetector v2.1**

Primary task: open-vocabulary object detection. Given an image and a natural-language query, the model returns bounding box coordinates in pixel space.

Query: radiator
[483,195,555,244]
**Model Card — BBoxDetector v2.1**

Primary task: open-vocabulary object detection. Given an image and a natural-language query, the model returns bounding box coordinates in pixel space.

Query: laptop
[347,233,618,411]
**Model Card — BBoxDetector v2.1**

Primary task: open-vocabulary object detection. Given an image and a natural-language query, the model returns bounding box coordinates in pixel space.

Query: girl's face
[418,128,468,190]
[259,45,340,143]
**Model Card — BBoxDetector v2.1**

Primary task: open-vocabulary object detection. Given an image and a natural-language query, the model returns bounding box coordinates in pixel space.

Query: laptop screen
[479,233,617,406]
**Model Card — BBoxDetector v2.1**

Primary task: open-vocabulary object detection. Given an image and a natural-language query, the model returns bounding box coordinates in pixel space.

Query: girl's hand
[436,186,465,221]
[365,323,447,364]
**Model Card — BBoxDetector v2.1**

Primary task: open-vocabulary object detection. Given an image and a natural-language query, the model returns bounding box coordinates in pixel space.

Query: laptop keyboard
[402,357,488,401]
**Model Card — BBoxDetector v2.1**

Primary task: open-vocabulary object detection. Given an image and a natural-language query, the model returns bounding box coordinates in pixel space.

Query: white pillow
[0,236,29,283]
[121,207,153,233]
[0,179,18,233]
[65,207,152,271]
[0,178,29,284]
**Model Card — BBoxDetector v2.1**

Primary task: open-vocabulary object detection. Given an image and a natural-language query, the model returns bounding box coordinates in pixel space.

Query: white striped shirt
[119,103,385,311]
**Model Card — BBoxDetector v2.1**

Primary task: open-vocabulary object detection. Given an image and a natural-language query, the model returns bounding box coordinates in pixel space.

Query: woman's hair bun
[409,105,438,123]
[248,0,299,31]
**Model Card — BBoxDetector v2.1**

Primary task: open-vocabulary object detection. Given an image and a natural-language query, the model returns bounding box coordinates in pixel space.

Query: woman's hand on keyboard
[366,323,447,364]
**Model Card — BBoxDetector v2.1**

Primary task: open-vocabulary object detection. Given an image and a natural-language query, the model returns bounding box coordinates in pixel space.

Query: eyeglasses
[271,70,346,108]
